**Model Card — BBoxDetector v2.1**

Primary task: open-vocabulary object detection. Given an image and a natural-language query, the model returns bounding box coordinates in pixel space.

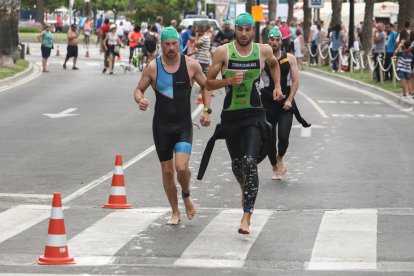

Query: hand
[283,99,292,110]
[229,72,244,85]
[200,113,211,127]
[138,98,149,111]
[273,88,284,101]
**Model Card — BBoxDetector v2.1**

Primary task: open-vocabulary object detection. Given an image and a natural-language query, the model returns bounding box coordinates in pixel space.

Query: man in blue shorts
[134,27,211,225]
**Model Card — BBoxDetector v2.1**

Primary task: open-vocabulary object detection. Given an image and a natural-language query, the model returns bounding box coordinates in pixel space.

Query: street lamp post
[255,0,260,43]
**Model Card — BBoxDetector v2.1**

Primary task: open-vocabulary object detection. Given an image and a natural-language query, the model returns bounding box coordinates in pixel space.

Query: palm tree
[361,0,374,65]
[268,0,276,22]
[35,0,45,24]
[330,0,342,29]
[287,0,294,25]
[397,0,414,32]
[0,0,20,67]
[303,0,311,43]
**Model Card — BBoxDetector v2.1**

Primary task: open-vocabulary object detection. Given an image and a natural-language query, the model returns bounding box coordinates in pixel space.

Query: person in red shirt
[279,21,291,52]
[100,18,110,72]
[128,25,142,64]
[56,14,63,33]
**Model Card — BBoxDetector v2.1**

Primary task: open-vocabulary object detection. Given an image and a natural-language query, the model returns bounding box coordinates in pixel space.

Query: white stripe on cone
[46,234,68,247]
[114,166,123,175]
[110,186,126,196]
[50,207,64,219]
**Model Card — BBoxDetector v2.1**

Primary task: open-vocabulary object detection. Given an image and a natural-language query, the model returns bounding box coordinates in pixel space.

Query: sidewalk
[0,61,42,92]
[304,66,414,109]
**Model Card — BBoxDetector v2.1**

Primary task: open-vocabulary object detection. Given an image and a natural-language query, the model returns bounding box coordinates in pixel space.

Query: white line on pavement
[298,90,329,118]
[307,209,377,271]
[174,209,273,268]
[0,205,51,243]
[68,208,168,265]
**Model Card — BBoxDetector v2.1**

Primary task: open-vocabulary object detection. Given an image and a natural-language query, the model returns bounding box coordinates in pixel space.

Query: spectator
[155,16,164,35]
[56,14,63,33]
[294,28,305,71]
[372,22,386,82]
[395,40,413,98]
[260,21,271,44]
[36,23,54,73]
[329,23,344,72]
[384,23,397,80]
[214,19,234,46]
[279,21,290,52]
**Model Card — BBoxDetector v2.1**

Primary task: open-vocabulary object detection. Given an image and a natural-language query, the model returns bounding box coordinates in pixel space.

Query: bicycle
[132,47,144,72]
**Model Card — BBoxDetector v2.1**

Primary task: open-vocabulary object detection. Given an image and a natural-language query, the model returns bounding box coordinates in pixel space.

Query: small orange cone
[196,89,203,104]
[37,192,75,265]
[103,155,132,209]
[55,45,60,56]
[117,53,121,61]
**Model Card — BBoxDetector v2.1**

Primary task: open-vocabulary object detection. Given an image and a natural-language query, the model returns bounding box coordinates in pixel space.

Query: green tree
[135,0,194,25]
[0,0,20,67]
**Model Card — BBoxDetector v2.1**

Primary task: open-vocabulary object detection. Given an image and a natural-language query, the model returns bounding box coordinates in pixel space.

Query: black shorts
[66,45,78,58]
[152,120,193,162]
[41,45,52,58]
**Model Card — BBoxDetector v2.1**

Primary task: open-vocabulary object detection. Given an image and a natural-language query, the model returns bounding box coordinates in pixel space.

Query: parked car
[178,18,220,34]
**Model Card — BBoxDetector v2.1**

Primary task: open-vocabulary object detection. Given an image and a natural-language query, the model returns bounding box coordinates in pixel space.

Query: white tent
[293,1,399,27]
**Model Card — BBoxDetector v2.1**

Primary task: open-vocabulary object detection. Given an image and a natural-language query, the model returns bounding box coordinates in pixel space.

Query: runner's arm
[206,45,243,90]
[134,63,153,110]
[262,44,283,100]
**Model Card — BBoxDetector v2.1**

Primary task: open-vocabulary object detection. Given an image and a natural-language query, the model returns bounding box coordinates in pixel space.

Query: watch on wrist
[203,107,212,114]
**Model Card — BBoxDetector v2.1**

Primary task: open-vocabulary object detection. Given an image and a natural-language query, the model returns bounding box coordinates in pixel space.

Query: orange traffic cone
[196,89,203,104]
[37,192,75,265]
[117,53,121,61]
[103,155,132,209]
[55,45,60,56]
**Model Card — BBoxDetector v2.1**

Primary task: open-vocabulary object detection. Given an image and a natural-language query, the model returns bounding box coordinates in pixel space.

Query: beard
[236,35,253,46]
[272,45,281,53]
[164,50,178,60]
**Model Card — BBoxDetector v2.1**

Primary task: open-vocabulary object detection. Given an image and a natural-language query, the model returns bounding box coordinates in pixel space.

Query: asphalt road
[0,49,414,275]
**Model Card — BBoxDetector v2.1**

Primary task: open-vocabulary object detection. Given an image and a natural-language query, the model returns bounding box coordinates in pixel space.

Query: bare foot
[276,157,287,176]
[271,165,281,180]
[167,213,180,225]
[238,213,251,235]
[183,197,196,220]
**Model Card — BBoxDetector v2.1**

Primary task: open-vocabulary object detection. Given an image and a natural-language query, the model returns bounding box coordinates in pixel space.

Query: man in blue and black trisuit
[134,27,211,225]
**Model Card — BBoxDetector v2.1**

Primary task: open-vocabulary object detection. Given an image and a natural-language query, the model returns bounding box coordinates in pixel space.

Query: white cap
[110,24,117,30]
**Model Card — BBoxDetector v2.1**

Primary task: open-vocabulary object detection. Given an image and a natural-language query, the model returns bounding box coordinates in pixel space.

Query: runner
[202,13,283,235]
[260,27,310,180]
[134,27,211,225]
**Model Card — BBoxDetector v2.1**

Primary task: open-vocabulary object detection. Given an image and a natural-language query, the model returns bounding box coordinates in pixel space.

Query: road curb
[304,67,414,108]
[0,61,41,92]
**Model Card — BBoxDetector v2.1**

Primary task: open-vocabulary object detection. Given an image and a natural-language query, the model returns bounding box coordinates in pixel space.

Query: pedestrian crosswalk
[0,205,414,272]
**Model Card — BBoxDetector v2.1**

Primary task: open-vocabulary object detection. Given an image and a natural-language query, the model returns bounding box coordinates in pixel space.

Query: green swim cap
[235,13,254,27]
[268,27,282,38]
[161,26,180,42]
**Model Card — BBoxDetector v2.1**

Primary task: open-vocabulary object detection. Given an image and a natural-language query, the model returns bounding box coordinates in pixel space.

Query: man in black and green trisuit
[205,13,283,235]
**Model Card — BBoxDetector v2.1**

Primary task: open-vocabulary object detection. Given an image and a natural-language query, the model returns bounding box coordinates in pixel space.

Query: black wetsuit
[261,52,293,166]
[153,54,193,162]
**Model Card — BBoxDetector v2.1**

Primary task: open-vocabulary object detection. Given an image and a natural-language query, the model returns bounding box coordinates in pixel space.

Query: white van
[178,18,220,34]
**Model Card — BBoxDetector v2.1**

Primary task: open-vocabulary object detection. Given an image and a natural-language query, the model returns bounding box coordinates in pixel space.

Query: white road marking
[43,108,79,119]
[298,90,329,118]
[307,209,377,271]
[174,209,273,268]
[301,71,414,116]
[300,127,312,137]
[332,114,408,118]
[0,193,52,199]
[0,205,51,243]
[68,208,168,265]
